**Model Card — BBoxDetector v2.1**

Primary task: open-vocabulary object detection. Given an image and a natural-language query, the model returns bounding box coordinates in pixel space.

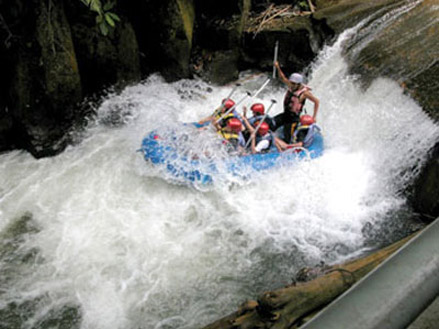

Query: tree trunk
[203,233,416,329]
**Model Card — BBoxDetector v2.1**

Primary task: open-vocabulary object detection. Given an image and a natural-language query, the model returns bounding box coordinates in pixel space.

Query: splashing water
[1,21,439,329]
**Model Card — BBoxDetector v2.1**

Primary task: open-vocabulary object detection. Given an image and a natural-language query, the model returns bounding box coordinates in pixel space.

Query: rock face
[411,144,439,219]
[65,1,141,96]
[341,0,437,121]
[0,0,142,157]
[5,0,82,157]
[192,0,250,83]
[150,0,195,80]
[313,0,439,219]
[119,0,195,81]
[242,15,330,74]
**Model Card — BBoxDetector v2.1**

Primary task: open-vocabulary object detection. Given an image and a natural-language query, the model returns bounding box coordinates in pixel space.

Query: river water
[1,14,439,329]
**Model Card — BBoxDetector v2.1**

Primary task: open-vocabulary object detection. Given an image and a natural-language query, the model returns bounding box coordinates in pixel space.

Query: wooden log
[202,233,417,329]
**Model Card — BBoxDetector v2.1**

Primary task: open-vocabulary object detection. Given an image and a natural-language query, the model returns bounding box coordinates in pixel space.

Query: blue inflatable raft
[140,123,324,185]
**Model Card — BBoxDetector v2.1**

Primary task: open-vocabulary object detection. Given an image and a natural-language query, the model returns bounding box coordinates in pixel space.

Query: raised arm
[240,115,255,134]
[275,61,290,85]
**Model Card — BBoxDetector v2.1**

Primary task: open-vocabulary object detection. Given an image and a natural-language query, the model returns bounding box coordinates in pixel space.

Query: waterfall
[1,12,438,329]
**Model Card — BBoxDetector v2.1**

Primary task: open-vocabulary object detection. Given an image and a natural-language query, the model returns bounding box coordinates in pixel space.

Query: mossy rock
[313,0,402,34]
[70,20,140,94]
[66,0,141,95]
[0,213,82,329]
[156,0,195,80]
[314,0,439,121]
[242,16,322,73]
[202,50,240,85]
[7,0,82,157]
[412,144,439,220]
[0,301,81,329]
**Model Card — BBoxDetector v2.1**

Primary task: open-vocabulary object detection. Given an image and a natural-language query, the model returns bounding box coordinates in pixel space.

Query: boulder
[411,143,439,220]
[158,0,196,80]
[192,0,250,84]
[200,50,240,84]
[6,0,82,157]
[121,0,195,81]
[65,1,141,95]
[313,0,402,35]
[314,0,439,121]
[242,16,323,73]
[240,3,333,75]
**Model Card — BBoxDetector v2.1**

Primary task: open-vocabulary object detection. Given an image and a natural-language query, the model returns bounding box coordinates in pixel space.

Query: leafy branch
[80,0,120,35]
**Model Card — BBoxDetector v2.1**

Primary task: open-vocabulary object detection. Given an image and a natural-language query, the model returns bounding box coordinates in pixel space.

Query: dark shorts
[273,112,300,143]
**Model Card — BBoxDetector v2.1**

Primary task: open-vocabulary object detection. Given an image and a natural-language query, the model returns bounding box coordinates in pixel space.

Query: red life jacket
[284,85,310,115]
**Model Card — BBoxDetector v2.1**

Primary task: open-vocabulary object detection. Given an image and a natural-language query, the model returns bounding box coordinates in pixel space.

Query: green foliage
[80,0,120,36]
[299,1,310,11]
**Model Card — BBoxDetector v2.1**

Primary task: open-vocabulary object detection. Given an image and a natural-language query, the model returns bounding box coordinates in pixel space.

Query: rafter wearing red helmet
[198,98,239,130]
[217,118,246,154]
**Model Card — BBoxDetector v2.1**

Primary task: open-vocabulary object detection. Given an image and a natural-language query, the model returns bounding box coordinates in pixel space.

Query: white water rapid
[1,23,439,329]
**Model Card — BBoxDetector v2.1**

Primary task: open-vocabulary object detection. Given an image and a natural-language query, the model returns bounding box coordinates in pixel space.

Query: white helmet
[288,73,303,84]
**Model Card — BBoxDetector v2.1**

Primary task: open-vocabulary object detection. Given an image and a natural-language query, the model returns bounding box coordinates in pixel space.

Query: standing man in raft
[273,61,320,143]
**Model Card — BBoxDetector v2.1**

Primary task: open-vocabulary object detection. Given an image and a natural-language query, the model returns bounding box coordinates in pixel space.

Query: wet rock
[0,214,82,329]
[197,50,240,85]
[5,0,82,158]
[313,0,402,35]
[0,212,40,289]
[312,0,439,219]
[65,1,141,96]
[122,0,195,81]
[314,0,439,121]
[192,0,250,84]
[241,7,332,74]
[159,0,196,80]
[0,105,14,151]
[411,143,439,220]
[195,0,250,50]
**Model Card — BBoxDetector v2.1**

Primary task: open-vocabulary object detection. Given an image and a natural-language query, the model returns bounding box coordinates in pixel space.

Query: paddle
[197,83,242,126]
[214,40,277,126]
[215,91,252,126]
[225,83,241,102]
[272,41,279,79]
[244,99,277,149]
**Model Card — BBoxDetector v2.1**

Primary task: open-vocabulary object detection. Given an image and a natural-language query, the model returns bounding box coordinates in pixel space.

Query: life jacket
[218,129,240,151]
[292,123,321,148]
[255,132,275,152]
[248,115,264,126]
[249,115,276,131]
[214,109,236,128]
[284,85,310,115]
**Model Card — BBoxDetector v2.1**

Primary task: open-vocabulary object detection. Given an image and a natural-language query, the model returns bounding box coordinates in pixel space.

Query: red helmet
[250,103,265,115]
[227,118,242,132]
[222,99,235,110]
[300,115,314,126]
[256,121,269,135]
